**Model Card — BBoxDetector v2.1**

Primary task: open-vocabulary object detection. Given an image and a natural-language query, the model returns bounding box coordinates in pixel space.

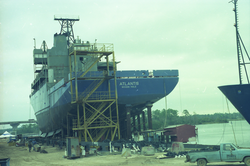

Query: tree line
[0,109,245,135]
[151,108,245,130]
[0,124,39,135]
[16,124,40,134]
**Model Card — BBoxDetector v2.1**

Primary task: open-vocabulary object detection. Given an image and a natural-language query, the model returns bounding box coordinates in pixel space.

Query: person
[28,140,32,152]
[80,144,85,157]
[32,139,37,151]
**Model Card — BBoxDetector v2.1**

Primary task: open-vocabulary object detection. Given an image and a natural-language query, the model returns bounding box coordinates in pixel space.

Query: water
[195,120,250,147]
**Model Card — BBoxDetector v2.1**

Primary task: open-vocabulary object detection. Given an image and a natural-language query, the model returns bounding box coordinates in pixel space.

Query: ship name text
[119,81,139,88]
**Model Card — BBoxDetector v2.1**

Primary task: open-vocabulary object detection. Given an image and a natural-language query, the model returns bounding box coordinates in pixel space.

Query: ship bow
[218,84,250,124]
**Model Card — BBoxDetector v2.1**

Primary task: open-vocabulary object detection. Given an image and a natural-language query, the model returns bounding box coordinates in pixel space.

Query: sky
[0,0,250,129]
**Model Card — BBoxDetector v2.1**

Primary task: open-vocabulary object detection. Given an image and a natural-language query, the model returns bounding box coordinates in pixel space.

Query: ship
[30,16,179,141]
[218,0,250,124]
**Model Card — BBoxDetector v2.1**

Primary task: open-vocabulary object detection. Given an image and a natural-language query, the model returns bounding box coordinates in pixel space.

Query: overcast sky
[0,0,249,129]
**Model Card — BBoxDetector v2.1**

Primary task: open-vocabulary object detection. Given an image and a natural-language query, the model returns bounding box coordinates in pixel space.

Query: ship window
[80,57,83,61]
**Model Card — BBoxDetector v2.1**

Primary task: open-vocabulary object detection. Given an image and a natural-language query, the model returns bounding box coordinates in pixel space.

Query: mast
[54,15,80,48]
[233,0,242,84]
[231,0,250,84]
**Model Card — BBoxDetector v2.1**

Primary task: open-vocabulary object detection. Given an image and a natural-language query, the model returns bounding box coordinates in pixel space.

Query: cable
[225,97,238,146]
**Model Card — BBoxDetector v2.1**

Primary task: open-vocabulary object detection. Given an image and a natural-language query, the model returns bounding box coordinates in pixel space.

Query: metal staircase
[69,43,120,142]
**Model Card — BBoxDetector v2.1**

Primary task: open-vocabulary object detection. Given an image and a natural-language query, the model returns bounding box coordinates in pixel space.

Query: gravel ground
[0,139,246,166]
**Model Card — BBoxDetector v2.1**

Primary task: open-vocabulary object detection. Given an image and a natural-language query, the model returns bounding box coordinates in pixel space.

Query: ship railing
[72,91,116,101]
[114,70,179,79]
[83,91,116,101]
[97,43,113,52]
[72,71,108,78]
[87,91,116,100]
[69,43,113,54]
[31,66,48,88]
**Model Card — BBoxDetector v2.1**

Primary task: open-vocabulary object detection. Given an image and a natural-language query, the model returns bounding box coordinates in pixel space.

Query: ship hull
[218,84,250,124]
[31,77,179,133]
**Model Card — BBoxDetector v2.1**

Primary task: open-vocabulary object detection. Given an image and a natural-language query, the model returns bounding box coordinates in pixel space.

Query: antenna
[54,15,80,48]
[33,38,36,49]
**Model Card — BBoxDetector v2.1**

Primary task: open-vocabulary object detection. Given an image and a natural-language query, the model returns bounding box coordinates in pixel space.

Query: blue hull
[30,22,180,137]
[32,76,179,133]
[218,84,250,124]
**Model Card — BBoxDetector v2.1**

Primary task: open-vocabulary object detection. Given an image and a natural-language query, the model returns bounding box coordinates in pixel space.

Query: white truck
[185,143,250,166]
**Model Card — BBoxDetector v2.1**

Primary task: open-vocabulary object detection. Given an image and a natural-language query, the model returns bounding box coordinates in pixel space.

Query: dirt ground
[0,139,246,166]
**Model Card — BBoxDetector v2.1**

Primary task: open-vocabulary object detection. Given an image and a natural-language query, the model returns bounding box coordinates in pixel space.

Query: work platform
[68,41,120,142]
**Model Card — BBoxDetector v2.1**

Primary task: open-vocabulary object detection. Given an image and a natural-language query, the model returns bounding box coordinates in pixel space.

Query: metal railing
[54,15,79,20]
[31,66,48,88]
[69,43,113,54]
[72,91,116,102]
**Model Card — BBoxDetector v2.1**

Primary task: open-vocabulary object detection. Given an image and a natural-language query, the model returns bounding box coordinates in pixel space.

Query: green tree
[152,109,163,129]
[151,108,244,130]
[165,108,179,126]
[152,109,169,129]
[183,109,190,116]
[17,124,39,134]
[182,109,191,124]
[192,112,198,125]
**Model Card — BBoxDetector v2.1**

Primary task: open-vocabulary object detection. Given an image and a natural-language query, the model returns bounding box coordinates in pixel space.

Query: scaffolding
[68,43,120,142]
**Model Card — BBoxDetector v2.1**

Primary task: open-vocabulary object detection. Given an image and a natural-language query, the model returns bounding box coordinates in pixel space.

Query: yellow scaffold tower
[68,42,120,142]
